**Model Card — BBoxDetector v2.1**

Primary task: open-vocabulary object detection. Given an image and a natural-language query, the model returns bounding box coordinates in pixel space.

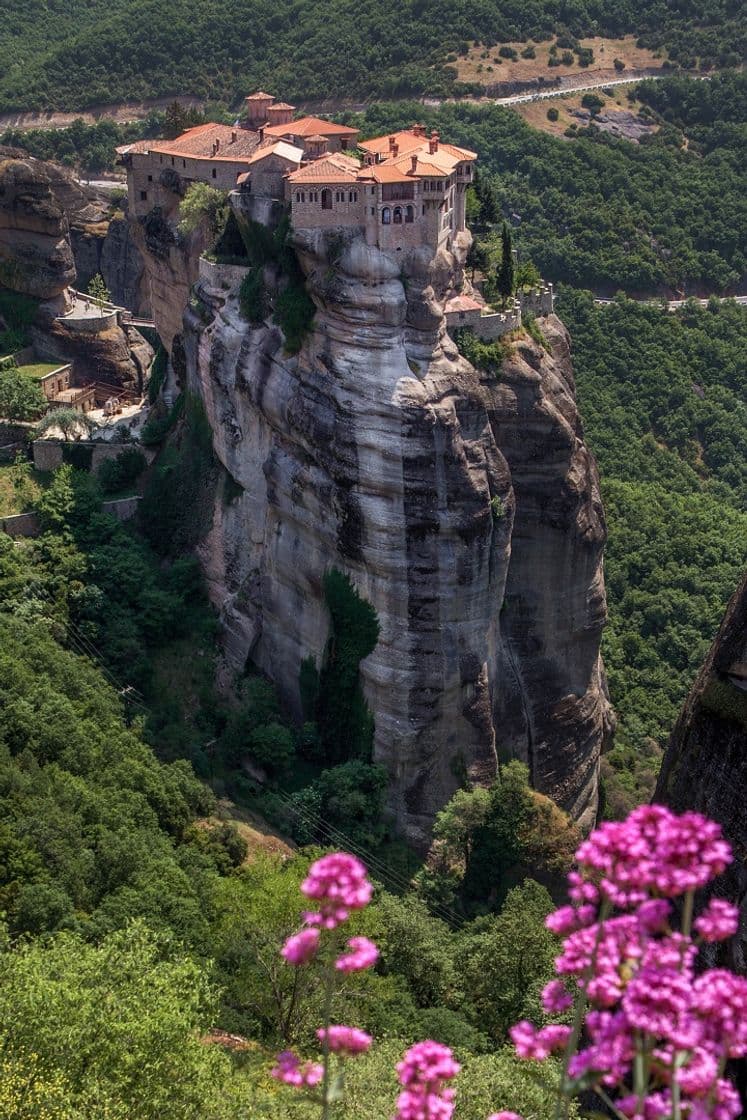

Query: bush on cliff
[0,365,46,420]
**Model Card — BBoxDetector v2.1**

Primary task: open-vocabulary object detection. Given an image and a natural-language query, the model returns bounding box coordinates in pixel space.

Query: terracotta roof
[445,294,484,314]
[364,162,415,184]
[305,133,329,143]
[246,140,303,165]
[264,115,359,139]
[287,153,360,184]
[358,128,476,170]
[145,123,262,161]
[245,90,274,100]
[267,101,296,111]
[358,130,424,158]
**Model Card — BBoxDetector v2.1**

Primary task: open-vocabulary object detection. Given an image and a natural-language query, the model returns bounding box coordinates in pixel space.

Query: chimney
[429,130,439,154]
[388,135,396,153]
[231,130,238,143]
[215,137,220,152]
[410,154,418,174]
[392,142,399,157]
[259,126,264,142]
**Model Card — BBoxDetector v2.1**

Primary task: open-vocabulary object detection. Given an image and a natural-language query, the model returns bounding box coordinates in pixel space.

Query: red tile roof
[264,115,359,139]
[245,90,274,101]
[445,294,484,314]
[131,123,262,162]
[287,153,360,184]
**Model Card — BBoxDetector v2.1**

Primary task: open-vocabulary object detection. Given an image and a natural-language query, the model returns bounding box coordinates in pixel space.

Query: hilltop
[0,0,744,113]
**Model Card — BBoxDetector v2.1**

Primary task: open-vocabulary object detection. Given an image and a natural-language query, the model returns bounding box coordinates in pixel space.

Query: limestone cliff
[656,573,747,969]
[0,150,152,390]
[0,150,76,298]
[182,223,612,843]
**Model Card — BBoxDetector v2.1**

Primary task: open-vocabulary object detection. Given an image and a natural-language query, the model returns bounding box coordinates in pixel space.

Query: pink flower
[394,1041,460,1120]
[510,1021,570,1060]
[487,1113,524,1120]
[622,963,697,1048]
[271,1050,324,1088]
[301,852,373,928]
[541,979,573,1015]
[636,899,671,933]
[694,898,739,943]
[574,805,731,908]
[545,904,596,935]
[317,1024,372,1055]
[568,1010,635,1087]
[281,927,320,965]
[693,970,747,1058]
[335,935,379,972]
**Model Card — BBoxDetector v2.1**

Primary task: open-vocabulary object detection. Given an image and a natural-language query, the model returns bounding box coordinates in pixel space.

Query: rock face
[656,573,747,970]
[0,151,76,298]
[183,222,612,844]
[70,210,147,316]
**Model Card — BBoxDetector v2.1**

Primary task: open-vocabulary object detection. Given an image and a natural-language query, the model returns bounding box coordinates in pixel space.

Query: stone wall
[1,495,141,538]
[32,439,155,472]
[198,257,251,290]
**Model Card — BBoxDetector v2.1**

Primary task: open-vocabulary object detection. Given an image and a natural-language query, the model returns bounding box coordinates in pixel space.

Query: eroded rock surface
[184,225,612,843]
[0,151,76,298]
[656,573,747,969]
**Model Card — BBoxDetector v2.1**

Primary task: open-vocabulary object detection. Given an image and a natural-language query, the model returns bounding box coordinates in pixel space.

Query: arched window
[321,188,333,210]
[405,205,414,224]
[393,206,403,224]
[381,207,391,225]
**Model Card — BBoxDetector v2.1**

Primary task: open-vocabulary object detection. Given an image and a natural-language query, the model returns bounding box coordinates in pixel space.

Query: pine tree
[496,222,515,306]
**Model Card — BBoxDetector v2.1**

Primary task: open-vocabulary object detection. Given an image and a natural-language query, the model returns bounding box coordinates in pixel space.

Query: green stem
[554,898,612,1120]
[321,959,335,1120]
[593,1082,634,1120]
[671,888,695,1120]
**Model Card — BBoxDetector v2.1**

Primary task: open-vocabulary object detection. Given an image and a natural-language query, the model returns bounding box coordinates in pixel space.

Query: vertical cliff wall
[179,220,612,844]
[656,573,747,970]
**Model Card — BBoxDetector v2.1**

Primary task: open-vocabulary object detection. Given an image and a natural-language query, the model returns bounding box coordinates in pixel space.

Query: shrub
[177,182,228,237]
[238,266,266,324]
[498,46,517,60]
[275,281,315,353]
[0,367,46,420]
[246,722,295,778]
[546,106,559,122]
[614,57,625,71]
[581,92,605,114]
[97,447,147,494]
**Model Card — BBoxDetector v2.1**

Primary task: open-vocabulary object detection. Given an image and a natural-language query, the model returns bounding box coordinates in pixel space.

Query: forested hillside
[0,0,744,112]
[557,292,747,814]
[0,463,585,1116]
[350,73,747,293]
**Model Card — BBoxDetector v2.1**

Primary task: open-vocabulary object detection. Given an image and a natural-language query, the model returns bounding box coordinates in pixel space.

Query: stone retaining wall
[198,257,251,290]
[1,496,141,538]
[32,439,156,472]
[55,308,119,333]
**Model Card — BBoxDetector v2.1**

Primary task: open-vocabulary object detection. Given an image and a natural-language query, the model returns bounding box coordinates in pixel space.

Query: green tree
[178,182,229,237]
[496,222,515,306]
[456,879,557,1041]
[87,272,110,314]
[0,367,47,421]
[36,408,96,442]
[0,922,236,1120]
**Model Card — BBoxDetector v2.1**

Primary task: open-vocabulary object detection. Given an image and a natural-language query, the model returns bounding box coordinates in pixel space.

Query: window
[405,205,414,224]
[321,189,332,210]
[393,206,402,224]
[159,156,163,164]
[211,168,217,179]
[140,190,148,201]
[381,207,391,224]
[182,160,186,168]
[422,205,425,215]
[171,156,175,166]
[147,174,153,182]
[371,207,375,215]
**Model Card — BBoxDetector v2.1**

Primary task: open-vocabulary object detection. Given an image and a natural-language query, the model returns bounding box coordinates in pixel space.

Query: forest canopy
[0,0,744,112]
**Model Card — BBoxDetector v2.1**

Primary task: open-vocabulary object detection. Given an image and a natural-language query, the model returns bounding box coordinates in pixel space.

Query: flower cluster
[300,851,374,928]
[274,853,378,1110]
[394,1040,461,1120]
[508,804,745,1120]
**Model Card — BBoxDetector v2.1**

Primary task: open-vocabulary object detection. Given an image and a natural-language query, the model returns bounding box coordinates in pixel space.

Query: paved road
[494,72,711,107]
[594,295,747,310]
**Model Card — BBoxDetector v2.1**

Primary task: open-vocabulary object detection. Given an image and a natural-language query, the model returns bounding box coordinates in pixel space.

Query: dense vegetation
[0,455,588,1116]
[557,291,747,814]
[350,75,747,294]
[0,0,744,112]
